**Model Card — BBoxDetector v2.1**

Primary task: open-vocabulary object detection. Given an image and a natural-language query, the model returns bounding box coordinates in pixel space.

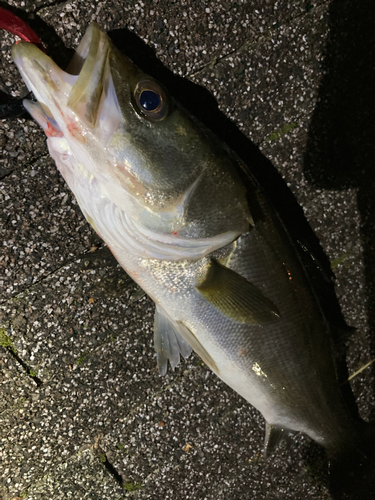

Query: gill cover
[12,23,251,259]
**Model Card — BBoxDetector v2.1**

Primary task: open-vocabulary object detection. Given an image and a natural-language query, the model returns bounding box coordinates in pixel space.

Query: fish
[12,23,375,497]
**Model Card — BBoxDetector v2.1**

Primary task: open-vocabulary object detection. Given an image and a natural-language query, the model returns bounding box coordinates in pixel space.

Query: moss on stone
[331,253,349,269]
[266,122,297,141]
[0,328,17,353]
[123,482,142,491]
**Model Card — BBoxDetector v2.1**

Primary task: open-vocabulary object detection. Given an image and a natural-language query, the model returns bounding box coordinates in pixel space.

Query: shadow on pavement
[304,0,375,400]
[304,2,375,497]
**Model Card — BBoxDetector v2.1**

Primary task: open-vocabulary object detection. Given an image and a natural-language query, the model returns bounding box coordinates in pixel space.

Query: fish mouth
[12,23,129,130]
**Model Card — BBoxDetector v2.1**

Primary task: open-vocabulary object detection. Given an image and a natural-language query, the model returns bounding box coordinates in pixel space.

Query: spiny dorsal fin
[263,423,286,458]
[154,305,192,376]
[196,259,280,324]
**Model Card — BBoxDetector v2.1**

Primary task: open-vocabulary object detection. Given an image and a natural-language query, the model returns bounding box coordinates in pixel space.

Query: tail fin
[328,422,375,500]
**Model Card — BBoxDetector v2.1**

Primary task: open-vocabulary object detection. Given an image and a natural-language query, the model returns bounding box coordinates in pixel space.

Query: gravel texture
[1,0,375,499]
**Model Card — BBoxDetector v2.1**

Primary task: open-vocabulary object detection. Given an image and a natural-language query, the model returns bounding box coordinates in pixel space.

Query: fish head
[12,23,250,258]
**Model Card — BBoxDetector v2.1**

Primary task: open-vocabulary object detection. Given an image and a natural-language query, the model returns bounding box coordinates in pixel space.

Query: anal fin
[176,320,219,375]
[263,423,287,458]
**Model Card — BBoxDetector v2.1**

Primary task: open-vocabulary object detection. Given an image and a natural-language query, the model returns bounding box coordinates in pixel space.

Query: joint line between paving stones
[33,0,69,15]
[0,248,98,306]
[3,343,43,386]
[1,241,112,306]
[96,446,125,488]
[188,1,328,78]
[0,154,50,181]
[0,170,14,181]
[0,259,74,305]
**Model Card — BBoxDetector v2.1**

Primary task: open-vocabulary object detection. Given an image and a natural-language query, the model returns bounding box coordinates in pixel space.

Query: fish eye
[134,80,169,121]
[139,90,160,111]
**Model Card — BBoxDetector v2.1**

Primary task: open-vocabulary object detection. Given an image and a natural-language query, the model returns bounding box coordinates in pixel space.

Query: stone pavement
[1,0,375,499]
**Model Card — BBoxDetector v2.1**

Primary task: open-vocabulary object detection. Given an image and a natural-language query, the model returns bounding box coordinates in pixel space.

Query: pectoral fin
[154,305,192,376]
[196,260,280,324]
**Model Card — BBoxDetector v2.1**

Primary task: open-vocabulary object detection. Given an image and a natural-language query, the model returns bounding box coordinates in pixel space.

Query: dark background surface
[1,1,375,498]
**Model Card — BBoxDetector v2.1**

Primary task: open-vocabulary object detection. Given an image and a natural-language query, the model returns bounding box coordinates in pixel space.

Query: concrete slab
[19,448,125,500]
[0,346,37,414]
[1,0,374,499]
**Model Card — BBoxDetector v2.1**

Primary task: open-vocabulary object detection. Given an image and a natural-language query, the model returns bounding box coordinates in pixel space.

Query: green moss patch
[266,122,297,141]
[123,482,142,491]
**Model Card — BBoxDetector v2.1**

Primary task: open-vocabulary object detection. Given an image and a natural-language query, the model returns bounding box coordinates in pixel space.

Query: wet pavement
[1,0,375,499]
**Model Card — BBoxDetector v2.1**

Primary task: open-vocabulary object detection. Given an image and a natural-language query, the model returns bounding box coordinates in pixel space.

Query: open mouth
[12,23,115,130]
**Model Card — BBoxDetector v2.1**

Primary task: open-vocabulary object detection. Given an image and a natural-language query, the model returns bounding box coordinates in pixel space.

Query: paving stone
[21,448,125,500]
[0,346,37,414]
[1,0,374,499]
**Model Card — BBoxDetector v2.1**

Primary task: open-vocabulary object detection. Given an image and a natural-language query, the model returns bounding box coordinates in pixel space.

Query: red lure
[0,7,45,52]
